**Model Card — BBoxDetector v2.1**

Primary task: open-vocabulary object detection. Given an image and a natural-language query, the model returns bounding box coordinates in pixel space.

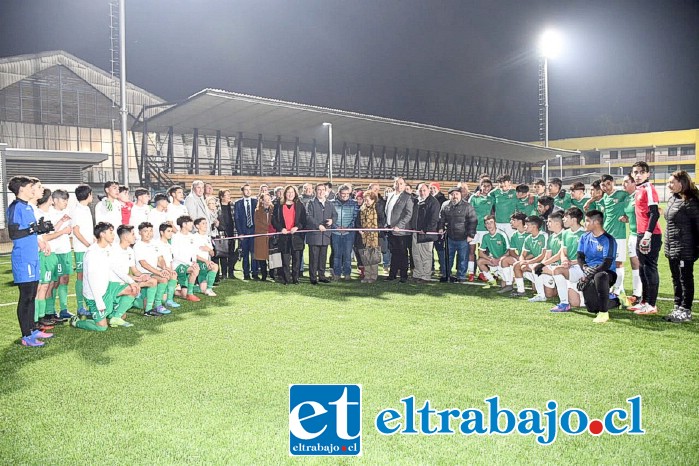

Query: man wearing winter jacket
[438,187,477,281]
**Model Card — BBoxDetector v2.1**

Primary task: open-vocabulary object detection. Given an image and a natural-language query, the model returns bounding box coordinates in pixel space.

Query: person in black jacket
[271,186,307,284]
[411,183,441,282]
[438,187,477,281]
[663,170,699,323]
[217,190,236,278]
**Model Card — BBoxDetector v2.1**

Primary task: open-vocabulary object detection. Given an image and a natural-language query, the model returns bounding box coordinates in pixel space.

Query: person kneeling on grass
[477,215,509,289]
[511,216,547,298]
[193,217,218,296]
[575,210,618,324]
[497,212,529,294]
[71,222,140,331]
[134,222,173,316]
[171,216,201,302]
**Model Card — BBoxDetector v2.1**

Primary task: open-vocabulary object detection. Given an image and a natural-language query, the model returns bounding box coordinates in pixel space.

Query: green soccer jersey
[562,227,585,261]
[600,189,630,239]
[624,192,637,235]
[546,231,564,264]
[523,232,547,258]
[587,199,603,212]
[470,193,495,232]
[480,231,510,259]
[571,196,589,212]
[490,188,518,223]
[508,230,529,256]
[515,196,539,217]
[553,191,572,210]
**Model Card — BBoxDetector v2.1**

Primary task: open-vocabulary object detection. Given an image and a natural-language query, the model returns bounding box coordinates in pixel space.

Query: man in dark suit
[384,177,414,283]
[234,183,258,279]
[305,184,338,284]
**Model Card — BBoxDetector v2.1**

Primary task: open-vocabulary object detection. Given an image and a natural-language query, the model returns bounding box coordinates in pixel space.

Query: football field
[0,254,697,464]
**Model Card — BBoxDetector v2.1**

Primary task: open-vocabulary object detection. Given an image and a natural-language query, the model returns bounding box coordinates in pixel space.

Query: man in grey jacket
[305,184,338,284]
[184,180,209,233]
[385,177,414,283]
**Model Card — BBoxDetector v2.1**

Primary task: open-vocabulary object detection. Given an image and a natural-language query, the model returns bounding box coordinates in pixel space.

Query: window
[609,150,619,159]
[668,147,678,156]
[680,146,695,156]
[621,149,636,159]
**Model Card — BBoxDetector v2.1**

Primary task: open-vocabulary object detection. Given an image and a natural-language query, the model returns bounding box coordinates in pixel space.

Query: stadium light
[322,122,333,184]
[555,154,563,178]
[538,29,562,148]
[606,160,612,175]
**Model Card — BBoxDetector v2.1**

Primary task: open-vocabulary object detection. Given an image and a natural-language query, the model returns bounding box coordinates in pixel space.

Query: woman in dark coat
[254,192,274,281]
[217,189,236,278]
[272,186,307,284]
[663,170,699,323]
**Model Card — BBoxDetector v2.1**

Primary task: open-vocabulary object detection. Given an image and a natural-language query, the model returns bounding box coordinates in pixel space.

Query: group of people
[7,161,698,346]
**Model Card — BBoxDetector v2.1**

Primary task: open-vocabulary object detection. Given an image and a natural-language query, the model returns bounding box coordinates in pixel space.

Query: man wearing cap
[438,186,477,282]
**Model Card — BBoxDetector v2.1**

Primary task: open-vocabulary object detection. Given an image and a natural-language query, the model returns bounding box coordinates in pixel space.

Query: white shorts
[471,231,487,245]
[567,264,585,283]
[497,223,514,239]
[567,282,586,307]
[615,239,628,263]
[628,235,637,258]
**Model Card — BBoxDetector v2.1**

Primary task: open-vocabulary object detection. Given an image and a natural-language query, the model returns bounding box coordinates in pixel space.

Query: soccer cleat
[21,335,44,347]
[664,307,692,323]
[528,296,547,303]
[478,273,488,282]
[467,273,475,282]
[510,291,527,298]
[35,321,55,331]
[164,300,181,309]
[593,311,610,323]
[154,305,171,315]
[497,285,514,294]
[482,279,498,289]
[59,309,74,320]
[186,294,201,302]
[550,303,571,312]
[31,329,54,339]
[204,289,217,297]
[69,316,80,327]
[635,304,658,315]
[628,301,647,312]
[77,307,91,317]
[144,310,164,317]
[109,317,133,328]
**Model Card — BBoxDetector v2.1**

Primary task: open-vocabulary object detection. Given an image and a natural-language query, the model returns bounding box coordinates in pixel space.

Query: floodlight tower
[538,29,562,148]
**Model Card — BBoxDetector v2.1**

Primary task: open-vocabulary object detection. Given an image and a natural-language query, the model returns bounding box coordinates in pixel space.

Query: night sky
[1,0,698,142]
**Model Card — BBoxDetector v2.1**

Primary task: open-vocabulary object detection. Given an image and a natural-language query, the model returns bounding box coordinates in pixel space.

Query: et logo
[289,384,362,456]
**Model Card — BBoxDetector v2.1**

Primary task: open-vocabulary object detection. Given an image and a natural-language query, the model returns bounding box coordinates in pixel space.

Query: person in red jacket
[628,162,662,315]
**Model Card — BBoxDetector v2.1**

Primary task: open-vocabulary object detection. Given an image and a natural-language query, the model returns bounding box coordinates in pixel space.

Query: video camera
[29,217,55,235]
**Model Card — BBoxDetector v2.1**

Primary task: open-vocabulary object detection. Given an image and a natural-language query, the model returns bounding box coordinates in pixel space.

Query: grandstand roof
[140,89,577,162]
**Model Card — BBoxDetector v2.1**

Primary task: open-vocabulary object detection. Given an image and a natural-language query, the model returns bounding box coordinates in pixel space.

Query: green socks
[75,279,84,308]
[206,271,217,288]
[186,282,194,296]
[75,319,108,332]
[166,280,177,301]
[45,289,56,315]
[154,282,167,307]
[145,286,157,311]
[114,295,136,318]
[57,283,68,310]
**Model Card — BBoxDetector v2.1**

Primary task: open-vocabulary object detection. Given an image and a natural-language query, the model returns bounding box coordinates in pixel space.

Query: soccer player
[515,184,538,217]
[536,195,560,232]
[533,178,547,197]
[548,178,572,210]
[94,181,123,226]
[497,212,529,294]
[469,178,495,280]
[111,225,155,325]
[149,193,170,234]
[133,222,172,316]
[584,180,604,212]
[570,182,589,212]
[48,189,74,319]
[619,173,643,302]
[193,217,219,296]
[130,188,151,239]
[157,223,181,309]
[529,212,566,302]
[8,176,54,346]
[549,207,586,312]
[171,216,202,302]
[118,186,133,225]
[511,216,547,298]
[490,174,517,238]
[628,161,662,315]
[477,215,509,289]
[70,222,140,332]
[71,185,94,317]
[599,174,630,296]
[576,210,618,324]
[166,185,188,232]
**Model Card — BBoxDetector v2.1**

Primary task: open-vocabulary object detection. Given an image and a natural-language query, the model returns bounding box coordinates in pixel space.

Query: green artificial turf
[0,250,697,464]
